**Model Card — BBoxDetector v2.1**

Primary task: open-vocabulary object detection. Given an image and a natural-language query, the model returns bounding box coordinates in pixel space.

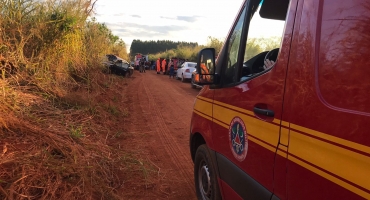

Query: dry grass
[0,1,152,199]
[0,72,153,200]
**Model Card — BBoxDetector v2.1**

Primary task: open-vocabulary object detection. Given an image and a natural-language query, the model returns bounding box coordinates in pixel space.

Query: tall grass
[0,0,128,96]
[0,0,133,199]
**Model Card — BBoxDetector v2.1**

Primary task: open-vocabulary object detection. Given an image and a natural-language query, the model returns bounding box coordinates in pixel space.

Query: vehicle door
[209,0,294,199]
[283,0,370,199]
[177,63,184,78]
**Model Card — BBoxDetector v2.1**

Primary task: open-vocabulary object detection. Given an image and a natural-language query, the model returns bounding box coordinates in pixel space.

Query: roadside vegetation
[147,35,281,62]
[0,0,148,199]
[147,36,224,61]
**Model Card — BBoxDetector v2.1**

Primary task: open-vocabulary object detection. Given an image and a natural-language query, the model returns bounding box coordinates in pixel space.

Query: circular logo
[229,117,248,162]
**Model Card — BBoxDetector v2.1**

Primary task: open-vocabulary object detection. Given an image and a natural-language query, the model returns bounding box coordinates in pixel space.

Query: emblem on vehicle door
[229,116,248,162]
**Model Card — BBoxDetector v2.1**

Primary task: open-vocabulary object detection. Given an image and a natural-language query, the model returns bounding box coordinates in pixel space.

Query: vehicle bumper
[183,72,192,79]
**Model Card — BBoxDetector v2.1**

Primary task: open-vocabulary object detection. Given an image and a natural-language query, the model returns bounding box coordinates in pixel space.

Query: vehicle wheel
[175,74,179,80]
[194,145,221,200]
[181,74,186,82]
[191,82,196,89]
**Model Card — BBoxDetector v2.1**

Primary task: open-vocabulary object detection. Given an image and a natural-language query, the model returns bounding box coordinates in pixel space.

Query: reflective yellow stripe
[213,99,255,116]
[197,95,213,103]
[213,118,228,129]
[249,137,276,153]
[194,96,370,198]
[289,130,370,191]
[288,155,370,199]
[193,110,212,122]
[213,104,280,149]
[280,127,289,146]
[291,123,370,155]
[194,98,212,117]
[277,145,288,157]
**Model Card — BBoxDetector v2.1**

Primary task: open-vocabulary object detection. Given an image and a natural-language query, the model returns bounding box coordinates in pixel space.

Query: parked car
[103,54,133,77]
[176,62,197,82]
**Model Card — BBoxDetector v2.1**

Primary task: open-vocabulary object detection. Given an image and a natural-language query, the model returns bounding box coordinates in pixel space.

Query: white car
[176,62,197,82]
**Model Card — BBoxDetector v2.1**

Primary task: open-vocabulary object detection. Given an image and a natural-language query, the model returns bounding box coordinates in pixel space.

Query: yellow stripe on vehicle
[280,127,289,146]
[197,96,213,103]
[193,110,212,122]
[288,155,370,199]
[277,145,288,157]
[213,99,255,116]
[213,118,229,129]
[281,120,289,127]
[213,104,280,149]
[289,130,370,191]
[291,124,370,155]
[194,96,370,197]
[194,98,213,117]
[249,137,276,153]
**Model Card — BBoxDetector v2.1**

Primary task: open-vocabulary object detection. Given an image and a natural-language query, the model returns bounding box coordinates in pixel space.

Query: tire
[181,74,186,82]
[194,145,221,200]
[191,82,196,89]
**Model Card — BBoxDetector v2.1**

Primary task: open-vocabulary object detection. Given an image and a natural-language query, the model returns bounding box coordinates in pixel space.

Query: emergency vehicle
[134,53,148,70]
[190,0,370,199]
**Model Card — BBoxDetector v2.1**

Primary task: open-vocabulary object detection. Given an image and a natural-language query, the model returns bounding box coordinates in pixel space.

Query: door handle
[253,107,275,117]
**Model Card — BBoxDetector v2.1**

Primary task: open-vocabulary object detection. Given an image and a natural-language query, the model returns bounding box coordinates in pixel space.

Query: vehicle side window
[240,0,286,82]
[317,0,370,113]
[222,8,247,85]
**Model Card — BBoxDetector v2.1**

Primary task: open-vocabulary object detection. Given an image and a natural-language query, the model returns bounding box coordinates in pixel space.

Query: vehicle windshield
[188,63,196,68]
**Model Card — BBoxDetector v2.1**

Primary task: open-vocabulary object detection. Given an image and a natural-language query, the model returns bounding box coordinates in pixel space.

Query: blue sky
[93,0,244,51]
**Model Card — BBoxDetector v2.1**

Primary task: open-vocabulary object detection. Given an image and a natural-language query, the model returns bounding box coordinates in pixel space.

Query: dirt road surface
[118,70,200,199]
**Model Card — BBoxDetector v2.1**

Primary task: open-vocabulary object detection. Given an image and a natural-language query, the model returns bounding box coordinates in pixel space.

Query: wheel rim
[198,160,212,200]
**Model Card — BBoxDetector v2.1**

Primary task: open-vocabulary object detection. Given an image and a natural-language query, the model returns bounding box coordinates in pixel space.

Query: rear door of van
[284,0,370,199]
[209,0,297,199]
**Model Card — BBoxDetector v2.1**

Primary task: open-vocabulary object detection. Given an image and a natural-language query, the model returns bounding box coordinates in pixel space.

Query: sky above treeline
[93,0,244,51]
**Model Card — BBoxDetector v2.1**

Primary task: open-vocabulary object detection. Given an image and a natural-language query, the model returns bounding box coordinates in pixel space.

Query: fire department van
[189,0,370,199]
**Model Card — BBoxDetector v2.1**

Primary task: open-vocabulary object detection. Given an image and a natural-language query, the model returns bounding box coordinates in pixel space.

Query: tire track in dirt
[122,71,198,199]
[144,74,198,129]
[141,75,195,190]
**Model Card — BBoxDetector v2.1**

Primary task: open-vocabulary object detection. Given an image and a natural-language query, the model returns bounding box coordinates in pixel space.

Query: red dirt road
[119,70,201,199]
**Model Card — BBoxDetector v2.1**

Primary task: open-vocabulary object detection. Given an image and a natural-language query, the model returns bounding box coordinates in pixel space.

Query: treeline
[147,36,224,62]
[147,36,282,62]
[130,40,198,56]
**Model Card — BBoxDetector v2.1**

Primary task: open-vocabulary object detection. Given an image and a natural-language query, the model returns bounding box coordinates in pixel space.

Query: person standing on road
[169,59,175,78]
[150,60,154,70]
[142,57,146,73]
[156,58,161,74]
[139,58,143,73]
[161,58,167,74]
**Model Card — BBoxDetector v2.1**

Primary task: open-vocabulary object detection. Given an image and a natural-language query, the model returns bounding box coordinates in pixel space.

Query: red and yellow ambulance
[190,0,370,199]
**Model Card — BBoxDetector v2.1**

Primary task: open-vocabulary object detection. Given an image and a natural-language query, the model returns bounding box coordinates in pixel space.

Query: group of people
[138,58,152,73]
[155,58,188,78]
[155,58,176,78]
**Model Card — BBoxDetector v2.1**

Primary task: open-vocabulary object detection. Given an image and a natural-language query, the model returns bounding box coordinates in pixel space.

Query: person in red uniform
[161,59,167,74]
[156,58,161,74]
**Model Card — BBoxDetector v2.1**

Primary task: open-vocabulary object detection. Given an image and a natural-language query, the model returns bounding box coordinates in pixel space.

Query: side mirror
[195,48,216,85]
